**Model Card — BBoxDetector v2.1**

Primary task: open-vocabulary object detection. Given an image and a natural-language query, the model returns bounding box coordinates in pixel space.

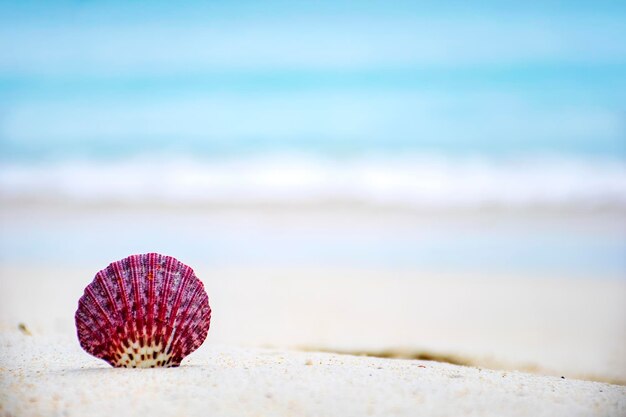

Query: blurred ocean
[1,1,625,208]
[1,153,625,208]
[0,1,625,275]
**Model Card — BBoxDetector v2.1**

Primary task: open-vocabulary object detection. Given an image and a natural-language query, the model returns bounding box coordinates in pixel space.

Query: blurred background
[0,0,625,381]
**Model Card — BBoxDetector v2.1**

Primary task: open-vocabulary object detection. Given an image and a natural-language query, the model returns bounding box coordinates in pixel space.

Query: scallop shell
[75,253,211,368]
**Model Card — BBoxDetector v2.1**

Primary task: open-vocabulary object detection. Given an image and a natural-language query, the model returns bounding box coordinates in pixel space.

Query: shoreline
[3,196,626,217]
[2,200,624,277]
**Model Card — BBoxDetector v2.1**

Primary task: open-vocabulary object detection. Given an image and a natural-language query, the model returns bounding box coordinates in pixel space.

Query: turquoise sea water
[1,1,625,161]
[0,1,624,275]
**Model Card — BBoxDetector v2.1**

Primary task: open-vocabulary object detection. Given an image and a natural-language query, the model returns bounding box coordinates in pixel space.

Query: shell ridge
[156,256,174,345]
[174,303,210,359]
[164,265,194,339]
[155,255,177,346]
[96,271,122,323]
[111,261,131,320]
[145,253,158,344]
[110,260,135,346]
[84,285,115,329]
[75,314,100,352]
[162,265,197,359]
[163,331,176,357]
[121,256,139,344]
[75,305,98,339]
[165,282,203,355]
[77,296,109,334]
[76,298,111,356]
[129,255,145,340]
[161,287,189,354]
[166,285,202,358]
[181,294,211,354]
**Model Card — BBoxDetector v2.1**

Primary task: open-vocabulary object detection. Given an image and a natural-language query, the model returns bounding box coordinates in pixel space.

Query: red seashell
[75,253,211,368]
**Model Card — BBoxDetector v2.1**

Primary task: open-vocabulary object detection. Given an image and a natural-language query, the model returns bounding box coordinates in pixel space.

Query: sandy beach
[1,203,625,416]
[2,258,626,416]
[2,263,626,381]
[2,331,625,417]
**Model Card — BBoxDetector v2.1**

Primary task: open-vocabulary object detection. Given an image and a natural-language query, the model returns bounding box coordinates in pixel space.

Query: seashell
[75,253,211,368]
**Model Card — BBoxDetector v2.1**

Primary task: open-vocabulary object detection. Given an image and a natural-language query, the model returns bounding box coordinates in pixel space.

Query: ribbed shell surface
[75,253,211,368]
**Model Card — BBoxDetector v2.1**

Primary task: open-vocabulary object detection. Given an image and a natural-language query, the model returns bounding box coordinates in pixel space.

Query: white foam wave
[1,154,625,208]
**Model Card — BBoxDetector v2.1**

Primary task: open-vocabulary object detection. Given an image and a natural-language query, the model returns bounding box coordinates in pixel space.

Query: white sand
[1,330,624,417]
[2,265,625,382]
[1,204,625,416]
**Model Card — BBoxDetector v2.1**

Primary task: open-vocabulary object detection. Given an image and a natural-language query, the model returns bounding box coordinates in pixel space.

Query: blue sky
[0,1,624,159]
